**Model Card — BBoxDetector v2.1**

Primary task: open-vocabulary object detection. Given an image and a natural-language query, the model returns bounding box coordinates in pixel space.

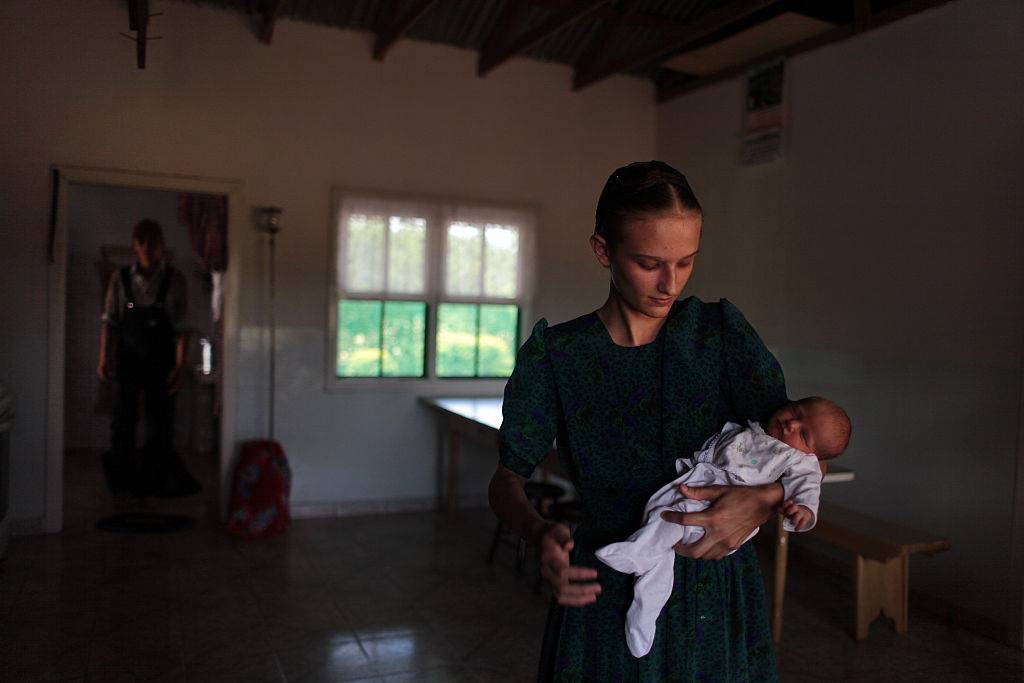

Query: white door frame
[46,165,244,532]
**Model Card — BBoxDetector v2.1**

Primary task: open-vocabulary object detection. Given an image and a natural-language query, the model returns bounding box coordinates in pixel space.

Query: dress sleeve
[498,318,559,478]
[779,454,823,532]
[720,299,788,425]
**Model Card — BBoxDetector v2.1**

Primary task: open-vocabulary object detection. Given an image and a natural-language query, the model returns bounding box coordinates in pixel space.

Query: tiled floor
[1,449,1021,682]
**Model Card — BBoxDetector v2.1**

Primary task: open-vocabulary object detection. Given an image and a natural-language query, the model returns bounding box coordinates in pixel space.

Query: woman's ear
[590,233,612,268]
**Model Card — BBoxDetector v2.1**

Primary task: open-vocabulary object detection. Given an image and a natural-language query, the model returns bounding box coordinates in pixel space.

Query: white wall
[0,2,653,527]
[656,0,1023,644]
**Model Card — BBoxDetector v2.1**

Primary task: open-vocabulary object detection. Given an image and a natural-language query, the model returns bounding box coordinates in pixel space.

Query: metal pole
[256,206,282,442]
[268,229,276,440]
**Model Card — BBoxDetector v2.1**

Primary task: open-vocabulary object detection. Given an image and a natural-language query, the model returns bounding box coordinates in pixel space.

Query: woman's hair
[595,161,702,249]
[132,218,164,245]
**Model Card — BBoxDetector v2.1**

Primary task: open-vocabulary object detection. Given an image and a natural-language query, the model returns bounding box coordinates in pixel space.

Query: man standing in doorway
[97,219,198,497]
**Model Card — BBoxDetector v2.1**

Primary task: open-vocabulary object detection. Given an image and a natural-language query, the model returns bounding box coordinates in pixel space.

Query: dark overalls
[106,265,177,495]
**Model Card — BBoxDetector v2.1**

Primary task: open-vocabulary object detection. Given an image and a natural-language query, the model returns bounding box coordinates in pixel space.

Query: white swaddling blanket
[595,421,822,658]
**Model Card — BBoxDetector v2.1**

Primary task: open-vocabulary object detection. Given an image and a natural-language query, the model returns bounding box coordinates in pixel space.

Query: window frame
[325,187,537,393]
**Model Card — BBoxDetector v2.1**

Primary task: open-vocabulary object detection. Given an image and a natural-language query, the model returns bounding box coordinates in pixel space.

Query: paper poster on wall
[742,58,785,165]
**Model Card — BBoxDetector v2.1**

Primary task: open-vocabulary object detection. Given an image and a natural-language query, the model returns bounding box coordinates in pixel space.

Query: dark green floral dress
[498,297,788,682]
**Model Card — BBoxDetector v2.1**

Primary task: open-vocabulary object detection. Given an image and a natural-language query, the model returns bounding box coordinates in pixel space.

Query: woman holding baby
[489,161,792,681]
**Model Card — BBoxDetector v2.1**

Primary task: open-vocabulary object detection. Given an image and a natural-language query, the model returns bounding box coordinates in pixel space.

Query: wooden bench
[807,503,951,639]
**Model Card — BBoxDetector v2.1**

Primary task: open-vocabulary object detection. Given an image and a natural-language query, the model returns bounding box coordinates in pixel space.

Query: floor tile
[382,664,479,682]
[275,634,373,681]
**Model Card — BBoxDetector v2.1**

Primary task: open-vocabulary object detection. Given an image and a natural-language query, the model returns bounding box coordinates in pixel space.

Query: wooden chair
[488,480,565,583]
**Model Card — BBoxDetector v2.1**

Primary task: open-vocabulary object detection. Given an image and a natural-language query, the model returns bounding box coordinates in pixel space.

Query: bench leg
[854,553,908,639]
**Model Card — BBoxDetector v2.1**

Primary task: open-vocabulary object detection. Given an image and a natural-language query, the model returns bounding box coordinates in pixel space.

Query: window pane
[445,222,482,296]
[337,299,381,377]
[382,301,426,377]
[483,224,519,298]
[387,216,426,294]
[346,214,386,292]
[477,305,518,377]
[436,303,477,377]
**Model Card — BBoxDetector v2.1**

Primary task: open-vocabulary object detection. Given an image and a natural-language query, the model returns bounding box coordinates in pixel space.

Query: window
[331,192,534,385]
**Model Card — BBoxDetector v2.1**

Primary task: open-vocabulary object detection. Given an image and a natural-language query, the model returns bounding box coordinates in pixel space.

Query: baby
[596,396,851,658]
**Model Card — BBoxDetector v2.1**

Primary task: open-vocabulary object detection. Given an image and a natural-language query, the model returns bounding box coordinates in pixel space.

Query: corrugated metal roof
[175,0,836,83]
[182,0,720,76]
[405,0,500,49]
[174,0,942,102]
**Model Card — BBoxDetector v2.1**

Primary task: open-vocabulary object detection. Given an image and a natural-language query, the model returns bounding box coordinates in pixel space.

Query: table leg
[446,428,459,521]
[772,512,789,642]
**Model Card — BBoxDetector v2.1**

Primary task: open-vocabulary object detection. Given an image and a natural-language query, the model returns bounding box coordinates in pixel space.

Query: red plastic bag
[226,439,291,538]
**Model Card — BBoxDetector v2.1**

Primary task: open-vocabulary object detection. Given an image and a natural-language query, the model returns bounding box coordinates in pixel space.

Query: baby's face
[766,402,830,456]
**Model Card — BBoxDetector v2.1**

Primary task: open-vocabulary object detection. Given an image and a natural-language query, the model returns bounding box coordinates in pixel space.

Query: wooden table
[419,397,506,521]
[420,395,853,641]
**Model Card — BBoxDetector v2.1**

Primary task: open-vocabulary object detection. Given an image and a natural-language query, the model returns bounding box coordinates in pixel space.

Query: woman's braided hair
[595,161,702,249]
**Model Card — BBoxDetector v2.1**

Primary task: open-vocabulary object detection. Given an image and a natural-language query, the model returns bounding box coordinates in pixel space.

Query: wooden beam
[373,0,440,61]
[853,0,872,32]
[526,0,682,33]
[477,0,610,77]
[127,0,140,31]
[137,7,147,69]
[656,0,954,104]
[783,0,851,26]
[477,0,526,75]
[574,0,781,91]
[127,0,149,68]
[572,0,641,87]
[259,0,285,45]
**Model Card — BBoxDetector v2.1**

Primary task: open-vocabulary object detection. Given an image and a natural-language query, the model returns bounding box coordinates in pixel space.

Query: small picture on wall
[742,57,785,165]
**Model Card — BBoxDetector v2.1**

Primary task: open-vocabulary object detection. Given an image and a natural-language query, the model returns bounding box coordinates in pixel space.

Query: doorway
[46,167,242,532]
[63,184,224,526]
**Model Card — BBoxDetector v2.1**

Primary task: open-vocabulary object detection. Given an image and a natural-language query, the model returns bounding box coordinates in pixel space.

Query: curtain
[178,193,228,273]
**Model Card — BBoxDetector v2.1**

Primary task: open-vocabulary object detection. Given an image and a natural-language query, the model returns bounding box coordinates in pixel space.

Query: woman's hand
[661,482,783,560]
[538,522,602,606]
[488,466,600,605]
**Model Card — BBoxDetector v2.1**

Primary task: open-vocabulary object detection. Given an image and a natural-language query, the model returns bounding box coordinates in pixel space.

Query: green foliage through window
[436,303,518,378]
[337,299,426,377]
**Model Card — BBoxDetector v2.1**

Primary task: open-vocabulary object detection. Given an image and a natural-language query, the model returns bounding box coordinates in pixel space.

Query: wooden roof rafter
[259,0,285,44]
[373,0,441,61]
[782,0,853,27]
[125,0,164,69]
[853,0,873,32]
[477,0,611,77]
[525,0,704,33]
[478,0,526,75]
[571,0,641,90]
[573,0,782,90]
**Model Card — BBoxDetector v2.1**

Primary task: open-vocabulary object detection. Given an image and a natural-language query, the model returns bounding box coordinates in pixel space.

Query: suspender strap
[121,264,173,306]
[120,266,134,305]
[155,266,173,305]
